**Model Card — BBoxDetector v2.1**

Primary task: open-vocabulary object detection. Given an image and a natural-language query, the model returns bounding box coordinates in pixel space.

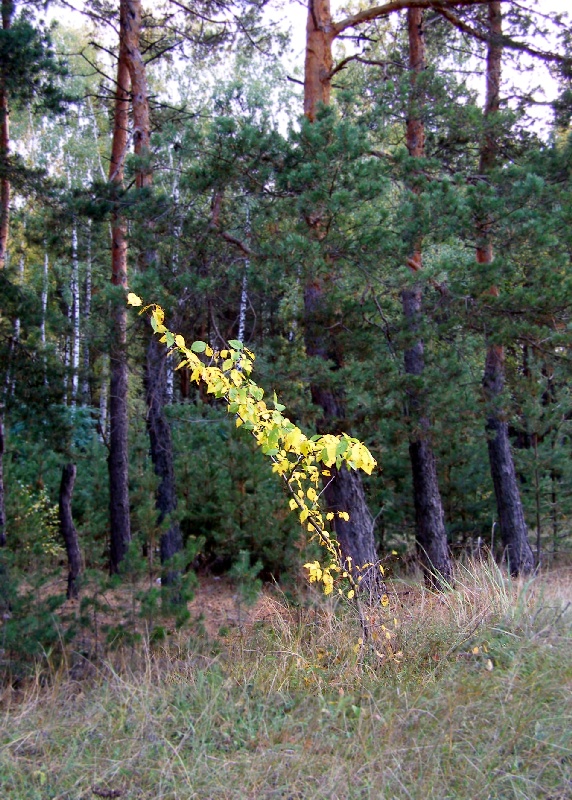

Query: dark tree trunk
[0,417,6,547]
[402,286,452,588]
[107,36,131,574]
[145,337,182,584]
[304,282,383,596]
[478,3,534,576]
[323,466,381,593]
[483,347,534,575]
[108,317,130,572]
[59,463,82,599]
[403,9,452,588]
[123,0,184,585]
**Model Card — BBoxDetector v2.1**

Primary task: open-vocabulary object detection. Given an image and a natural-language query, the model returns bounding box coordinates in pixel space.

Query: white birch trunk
[40,245,48,348]
[70,220,80,409]
[237,204,251,344]
[99,353,109,441]
[81,221,92,406]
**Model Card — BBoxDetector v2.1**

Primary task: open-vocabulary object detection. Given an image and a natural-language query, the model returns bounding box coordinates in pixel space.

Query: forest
[2,0,571,605]
[1,1,572,798]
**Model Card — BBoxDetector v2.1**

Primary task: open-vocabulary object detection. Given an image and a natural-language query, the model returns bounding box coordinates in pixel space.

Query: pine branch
[333,0,495,37]
[436,7,572,64]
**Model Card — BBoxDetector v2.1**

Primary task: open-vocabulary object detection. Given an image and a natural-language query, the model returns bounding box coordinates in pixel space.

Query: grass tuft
[1,561,571,799]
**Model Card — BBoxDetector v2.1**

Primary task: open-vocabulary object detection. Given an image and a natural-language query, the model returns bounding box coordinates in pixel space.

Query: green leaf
[191,341,207,353]
[228,340,243,350]
[165,332,175,348]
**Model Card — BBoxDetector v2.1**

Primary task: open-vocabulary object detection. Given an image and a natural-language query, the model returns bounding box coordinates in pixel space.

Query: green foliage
[0,11,70,112]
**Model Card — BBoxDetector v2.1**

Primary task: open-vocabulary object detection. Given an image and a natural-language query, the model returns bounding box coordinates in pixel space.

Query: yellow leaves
[304,561,322,583]
[381,594,390,607]
[318,434,338,467]
[129,297,382,607]
[284,426,306,453]
[127,292,142,306]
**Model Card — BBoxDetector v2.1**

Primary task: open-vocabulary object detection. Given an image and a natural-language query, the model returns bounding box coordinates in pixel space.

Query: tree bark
[304,0,334,120]
[108,30,131,574]
[403,8,452,589]
[123,0,183,582]
[0,0,13,549]
[70,219,80,408]
[304,281,383,595]
[0,0,11,272]
[59,463,82,599]
[145,337,182,579]
[0,418,5,547]
[302,0,382,596]
[478,3,534,576]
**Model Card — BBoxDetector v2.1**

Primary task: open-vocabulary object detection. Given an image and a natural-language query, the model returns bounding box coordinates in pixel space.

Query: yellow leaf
[381,594,389,607]
[175,334,186,349]
[472,646,480,655]
[326,512,334,520]
[289,498,298,510]
[347,589,355,600]
[127,292,142,306]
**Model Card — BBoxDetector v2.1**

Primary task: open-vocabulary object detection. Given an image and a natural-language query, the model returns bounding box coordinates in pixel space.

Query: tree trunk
[323,466,381,591]
[302,0,381,595]
[304,281,383,595]
[108,35,131,574]
[0,0,11,272]
[0,0,13,548]
[403,8,452,588]
[123,0,184,581]
[70,219,80,409]
[478,3,533,576]
[0,417,5,547]
[81,221,92,406]
[304,0,334,120]
[145,337,182,582]
[59,463,82,599]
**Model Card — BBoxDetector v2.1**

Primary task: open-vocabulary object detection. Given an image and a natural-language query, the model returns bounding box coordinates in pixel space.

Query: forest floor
[0,561,571,800]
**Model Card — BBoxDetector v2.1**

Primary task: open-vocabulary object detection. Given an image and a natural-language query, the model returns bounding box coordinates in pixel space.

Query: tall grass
[1,559,571,799]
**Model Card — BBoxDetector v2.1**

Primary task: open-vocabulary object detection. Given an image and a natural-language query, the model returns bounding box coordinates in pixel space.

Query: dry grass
[1,559,571,799]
